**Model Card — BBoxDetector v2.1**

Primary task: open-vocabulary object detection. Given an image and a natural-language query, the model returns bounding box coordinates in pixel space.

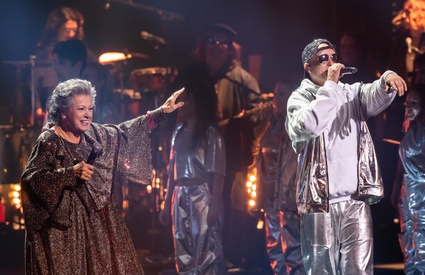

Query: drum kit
[98,50,175,95]
[0,125,33,184]
[98,50,177,119]
[0,56,43,184]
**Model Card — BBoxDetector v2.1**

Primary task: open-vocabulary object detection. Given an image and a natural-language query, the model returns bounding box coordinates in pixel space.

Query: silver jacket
[286,74,396,214]
[168,124,226,182]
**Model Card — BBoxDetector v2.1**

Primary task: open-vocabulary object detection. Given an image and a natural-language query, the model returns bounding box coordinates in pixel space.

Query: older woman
[21,78,184,274]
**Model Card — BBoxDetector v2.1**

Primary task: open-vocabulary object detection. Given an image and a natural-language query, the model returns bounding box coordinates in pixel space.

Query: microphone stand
[222,74,261,98]
[108,0,184,21]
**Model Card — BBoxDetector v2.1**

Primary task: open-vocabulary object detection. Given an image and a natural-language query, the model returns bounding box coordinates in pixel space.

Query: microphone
[76,136,101,186]
[341,67,358,74]
[87,142,102,165]
[140,31,166,45]
[85,134,102,165]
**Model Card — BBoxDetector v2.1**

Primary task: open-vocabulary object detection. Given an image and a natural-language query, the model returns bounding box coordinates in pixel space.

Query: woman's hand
[161,88,185,113]
[73,161,94,181]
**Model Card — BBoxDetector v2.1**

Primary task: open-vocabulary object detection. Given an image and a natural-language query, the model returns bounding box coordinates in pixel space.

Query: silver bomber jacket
[286,74,396,214]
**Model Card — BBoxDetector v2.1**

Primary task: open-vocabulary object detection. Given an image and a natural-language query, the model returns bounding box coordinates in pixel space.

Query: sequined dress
[21,110,165,275]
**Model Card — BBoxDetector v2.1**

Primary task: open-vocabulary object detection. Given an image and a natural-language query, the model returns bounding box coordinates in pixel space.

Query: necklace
[55,128,87,165]
[54,125,81,144]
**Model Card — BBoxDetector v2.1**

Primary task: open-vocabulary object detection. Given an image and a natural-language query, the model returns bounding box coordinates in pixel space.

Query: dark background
[0,0,410,273]
[0,0,410,91]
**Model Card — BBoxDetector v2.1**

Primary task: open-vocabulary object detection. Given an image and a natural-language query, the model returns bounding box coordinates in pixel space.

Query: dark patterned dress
[21,109,165,275]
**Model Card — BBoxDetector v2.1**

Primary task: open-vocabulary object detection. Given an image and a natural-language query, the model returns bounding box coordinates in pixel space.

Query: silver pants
[399,183,425,274]
[300,199,373,275]
[172,183,224,275]
[265,210,305,275]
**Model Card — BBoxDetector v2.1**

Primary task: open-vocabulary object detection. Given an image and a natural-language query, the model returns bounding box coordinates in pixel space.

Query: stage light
[104,0,111,10]
[246,170,258,209]
[98,52,128,64]
[256,219,264,230]
[12,197,20,205]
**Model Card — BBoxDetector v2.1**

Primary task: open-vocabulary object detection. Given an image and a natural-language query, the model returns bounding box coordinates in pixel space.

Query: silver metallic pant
[265,210,305,275]
[399,183,425,274]
[300,199,373,275]
[172,183,224,275]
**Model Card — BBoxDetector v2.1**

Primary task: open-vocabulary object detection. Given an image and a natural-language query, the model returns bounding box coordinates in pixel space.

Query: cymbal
[98,52,149,64]
[129,52,150,59]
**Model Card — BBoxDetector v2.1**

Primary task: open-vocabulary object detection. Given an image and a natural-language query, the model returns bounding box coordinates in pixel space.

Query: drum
[0,126,34,184]
[131,67,175,93]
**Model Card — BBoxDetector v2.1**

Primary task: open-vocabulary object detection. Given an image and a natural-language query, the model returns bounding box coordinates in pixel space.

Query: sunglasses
[205,36,231,46]
[64,27,79,34]
[317,53,341,64]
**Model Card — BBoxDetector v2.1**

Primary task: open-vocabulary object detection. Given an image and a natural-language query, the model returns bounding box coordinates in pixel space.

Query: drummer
[34,7,96,127]
[52,39,87,83]
[36,39,88,128]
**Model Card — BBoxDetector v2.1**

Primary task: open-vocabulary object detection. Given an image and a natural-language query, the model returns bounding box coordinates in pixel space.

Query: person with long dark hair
[36,6,85,62]
[159,73,226,274]
[391,83,425,274]
[172,23,265,268]
[34,7,98,125]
